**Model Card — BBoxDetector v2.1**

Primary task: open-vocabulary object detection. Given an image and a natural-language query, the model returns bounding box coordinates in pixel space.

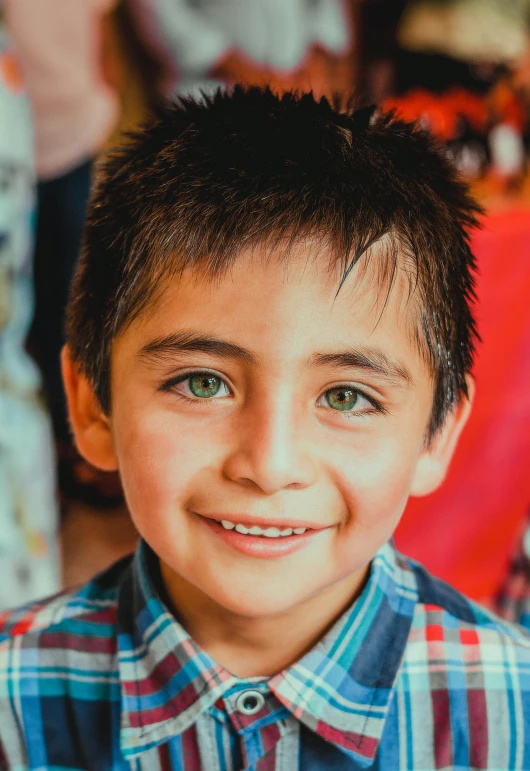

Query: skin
[63,243,473,678]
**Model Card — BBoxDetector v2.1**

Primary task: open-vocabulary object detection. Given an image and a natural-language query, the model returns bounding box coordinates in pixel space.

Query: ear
[410,375,475,497]
[61,346,118,471]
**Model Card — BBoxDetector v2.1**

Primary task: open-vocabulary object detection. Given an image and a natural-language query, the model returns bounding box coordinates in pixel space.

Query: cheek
[333,433,420,537]
[112,406,211,520]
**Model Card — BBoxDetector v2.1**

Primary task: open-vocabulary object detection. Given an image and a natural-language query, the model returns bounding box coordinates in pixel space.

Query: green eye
[325,387,359,411]
[189,374,223,398]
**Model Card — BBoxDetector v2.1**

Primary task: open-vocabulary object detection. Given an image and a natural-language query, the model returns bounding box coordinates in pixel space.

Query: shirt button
[235,690,265,716]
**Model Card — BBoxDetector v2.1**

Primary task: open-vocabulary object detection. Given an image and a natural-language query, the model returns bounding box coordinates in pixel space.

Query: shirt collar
[117,539,419,764]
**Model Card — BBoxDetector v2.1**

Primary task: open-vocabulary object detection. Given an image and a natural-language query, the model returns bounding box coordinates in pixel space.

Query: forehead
[116,240,429,381]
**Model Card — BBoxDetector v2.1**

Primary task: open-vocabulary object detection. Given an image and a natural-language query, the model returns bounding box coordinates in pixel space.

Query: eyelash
[158,370,387,417]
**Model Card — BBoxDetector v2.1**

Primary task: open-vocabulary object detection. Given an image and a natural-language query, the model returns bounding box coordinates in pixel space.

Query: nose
[221,393,317,495]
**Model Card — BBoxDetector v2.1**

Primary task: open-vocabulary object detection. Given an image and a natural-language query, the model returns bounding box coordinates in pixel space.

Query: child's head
[63,87,480,619]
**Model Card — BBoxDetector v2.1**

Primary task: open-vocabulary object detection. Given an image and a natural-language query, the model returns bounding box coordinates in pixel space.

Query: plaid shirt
[2,540,530,770]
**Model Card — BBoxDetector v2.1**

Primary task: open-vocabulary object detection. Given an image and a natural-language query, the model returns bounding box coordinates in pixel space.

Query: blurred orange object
[489,80,526,130]
[383,89,459,141]
[0,50,24,93]
[395,207,530,602]
[444,87,489,133]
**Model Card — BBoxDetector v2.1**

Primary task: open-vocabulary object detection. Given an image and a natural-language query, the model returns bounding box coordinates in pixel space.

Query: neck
[159,563,369,678]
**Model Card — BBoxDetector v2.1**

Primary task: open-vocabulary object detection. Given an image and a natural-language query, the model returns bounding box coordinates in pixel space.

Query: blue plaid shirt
[1,539,530,770]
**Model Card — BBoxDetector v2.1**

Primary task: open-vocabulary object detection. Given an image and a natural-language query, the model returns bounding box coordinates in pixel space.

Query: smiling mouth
[197,512,324,539]
[195,513,325,558]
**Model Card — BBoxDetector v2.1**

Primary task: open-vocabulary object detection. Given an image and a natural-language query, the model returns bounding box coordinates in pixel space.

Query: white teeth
[218,520,308,537]
[263,527,281,538]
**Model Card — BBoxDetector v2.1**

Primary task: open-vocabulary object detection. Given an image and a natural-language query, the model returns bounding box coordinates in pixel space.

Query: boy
[1,87,530,770]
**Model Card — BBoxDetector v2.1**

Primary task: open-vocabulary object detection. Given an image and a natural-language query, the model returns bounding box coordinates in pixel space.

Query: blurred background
[1,0,529,616]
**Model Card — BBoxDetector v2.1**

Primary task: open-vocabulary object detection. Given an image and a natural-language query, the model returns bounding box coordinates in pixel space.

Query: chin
[210,584,302,619]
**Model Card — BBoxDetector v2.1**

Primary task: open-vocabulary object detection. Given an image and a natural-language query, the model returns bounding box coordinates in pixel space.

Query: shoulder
[389,555,530,767]
[0,553,132,655]
[409,560,530,652]
[405,557,530,674]
[0,555,133,762]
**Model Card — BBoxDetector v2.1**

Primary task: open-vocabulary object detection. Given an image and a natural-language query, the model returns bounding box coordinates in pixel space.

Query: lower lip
[197,515,325,558]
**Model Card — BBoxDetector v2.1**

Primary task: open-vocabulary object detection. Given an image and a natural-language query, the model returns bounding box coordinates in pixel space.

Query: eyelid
[317,385,382,414]
[159,369,233,397]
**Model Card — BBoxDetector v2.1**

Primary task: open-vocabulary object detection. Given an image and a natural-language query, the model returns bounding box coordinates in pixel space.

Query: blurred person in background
[123,0,353,101]
[0,19,59,608]
[4,0,120,476]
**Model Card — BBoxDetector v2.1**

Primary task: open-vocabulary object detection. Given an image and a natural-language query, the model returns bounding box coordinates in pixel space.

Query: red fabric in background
[395,207,530,601]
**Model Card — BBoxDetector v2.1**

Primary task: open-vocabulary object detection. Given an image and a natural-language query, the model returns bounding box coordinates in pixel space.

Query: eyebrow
[309,350,413,386]
[138,331,413,386]
[138,332,257,364]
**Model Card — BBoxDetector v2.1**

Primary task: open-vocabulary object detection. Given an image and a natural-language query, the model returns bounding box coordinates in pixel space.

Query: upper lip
[195,512,330,530]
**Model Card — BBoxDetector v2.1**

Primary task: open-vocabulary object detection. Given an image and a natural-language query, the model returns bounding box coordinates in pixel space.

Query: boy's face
[66,242,472,619]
